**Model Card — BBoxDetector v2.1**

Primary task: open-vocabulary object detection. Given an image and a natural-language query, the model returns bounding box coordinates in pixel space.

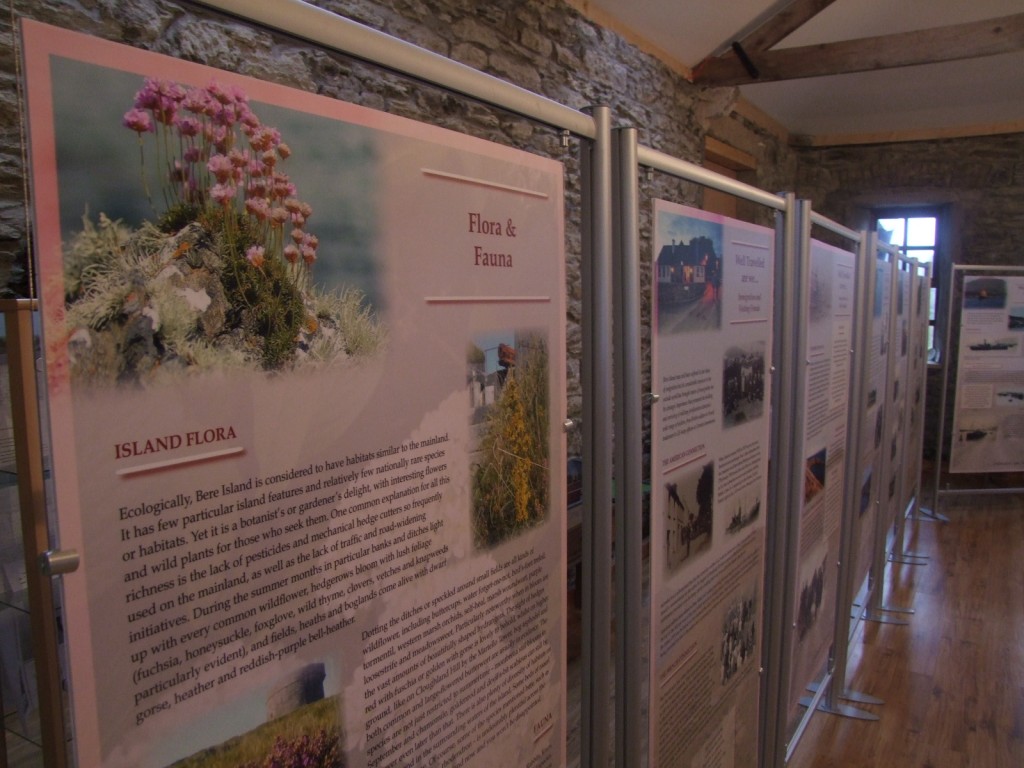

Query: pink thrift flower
[207,154,234,182]
[261,149,278,167]
[245,197,271,220]
[277,142,292,160]
[123,108,154,133]
[246,245,266,268]
[283,244,300,264]
[239,108,260,130]
[210,182,236,207]
[301,245,317,265]
[270,207,290,225]
[207,81,234,105]
[175,115,201,137]
[133,79,161,110]
[273,179,296,198]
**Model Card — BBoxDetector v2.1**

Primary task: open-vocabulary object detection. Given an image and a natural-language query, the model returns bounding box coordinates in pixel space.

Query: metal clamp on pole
[40,549,80,576]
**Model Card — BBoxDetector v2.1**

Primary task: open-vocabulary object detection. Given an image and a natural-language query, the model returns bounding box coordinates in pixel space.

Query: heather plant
[168,697,343,768]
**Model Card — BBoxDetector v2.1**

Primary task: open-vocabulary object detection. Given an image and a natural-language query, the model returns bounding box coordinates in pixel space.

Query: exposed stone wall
[0,0,797,453]
[794,133,1024,267]
[794,133,1024,462]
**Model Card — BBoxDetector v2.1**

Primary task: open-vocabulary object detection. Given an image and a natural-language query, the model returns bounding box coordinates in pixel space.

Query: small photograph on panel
[166,662,344,768]
[803,448,827,503]
[963,277,1007,310]
[722,341,766,428]
[654,215,723,334]
[1009,306,1024,330]
[467,330,550,549]
[57,73,386,386]
[859,471,872,518]
[720,591,757,685]
[664,460,714,571]
[796,555,827,641]
[956,422,998,444]
[808,260,833,324]
[997,390,1024,407]
[726,488,760,534]
[967,337,1018,353]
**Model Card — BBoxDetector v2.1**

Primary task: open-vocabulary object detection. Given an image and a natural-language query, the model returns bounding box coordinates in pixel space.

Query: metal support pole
[581,105,614,768]
[760,193,802,768]
[3,299,68,768]
[612,126,644,768]
[914,261,948,522]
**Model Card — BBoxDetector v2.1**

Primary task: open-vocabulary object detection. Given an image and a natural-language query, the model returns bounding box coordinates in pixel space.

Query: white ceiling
[584,0,1024,142]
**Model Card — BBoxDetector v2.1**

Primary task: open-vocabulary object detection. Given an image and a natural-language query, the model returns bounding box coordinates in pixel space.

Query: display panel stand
[862,246,913,624]
[1,299,69,768]
[889,260,930,564]
[799,220,880,724]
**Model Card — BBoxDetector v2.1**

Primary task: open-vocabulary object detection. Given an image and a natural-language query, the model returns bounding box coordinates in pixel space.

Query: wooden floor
[788,493,1024,768]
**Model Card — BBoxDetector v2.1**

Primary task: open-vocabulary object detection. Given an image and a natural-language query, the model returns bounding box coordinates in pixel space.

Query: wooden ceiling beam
[693,12,1024,87]
[738,0,840,53]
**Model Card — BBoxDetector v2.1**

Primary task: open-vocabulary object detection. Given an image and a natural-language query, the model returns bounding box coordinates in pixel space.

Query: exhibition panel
[785,236,857,740]
[647,200,774,768]
[948,269,1024,475]
[22,19,572,768]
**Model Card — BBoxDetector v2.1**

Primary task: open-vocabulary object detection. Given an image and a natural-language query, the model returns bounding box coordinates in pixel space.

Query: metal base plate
[799,695,879,721]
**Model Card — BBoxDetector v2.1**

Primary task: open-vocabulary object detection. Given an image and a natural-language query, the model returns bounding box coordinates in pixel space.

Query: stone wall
[794,133,1024,266]
[0,0,796,452]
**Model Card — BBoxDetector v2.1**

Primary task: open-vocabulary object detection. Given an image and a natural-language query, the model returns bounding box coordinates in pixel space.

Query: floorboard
[788,493,1024,768]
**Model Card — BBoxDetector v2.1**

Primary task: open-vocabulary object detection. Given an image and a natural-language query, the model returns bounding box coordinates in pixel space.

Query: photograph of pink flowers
[51,57,386,385]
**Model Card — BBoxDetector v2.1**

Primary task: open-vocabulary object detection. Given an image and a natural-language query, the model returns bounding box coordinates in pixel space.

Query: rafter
[738,0,839,53]
[694,12,1024,87]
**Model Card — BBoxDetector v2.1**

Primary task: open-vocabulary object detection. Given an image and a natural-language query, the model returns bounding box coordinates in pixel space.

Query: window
[875,209,941,357]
